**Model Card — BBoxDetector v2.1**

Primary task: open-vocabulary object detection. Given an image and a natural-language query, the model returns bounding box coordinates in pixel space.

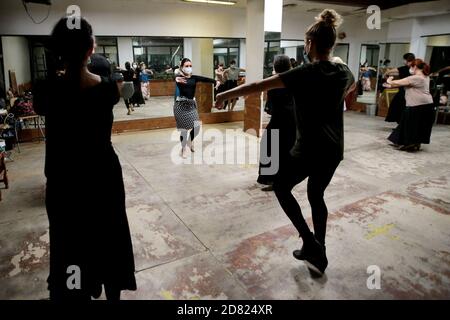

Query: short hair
[230,59,236,65]
[273,55,292,73]
[403,53,415,62]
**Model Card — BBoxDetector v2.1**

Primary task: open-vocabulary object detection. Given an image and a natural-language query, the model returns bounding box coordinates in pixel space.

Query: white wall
[0,0,246,38]
[2,36,31,91]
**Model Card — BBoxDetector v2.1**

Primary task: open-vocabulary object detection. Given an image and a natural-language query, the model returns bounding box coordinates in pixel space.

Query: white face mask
[183,67,192,74]
[133,64,137,69]
[409,67,415,75]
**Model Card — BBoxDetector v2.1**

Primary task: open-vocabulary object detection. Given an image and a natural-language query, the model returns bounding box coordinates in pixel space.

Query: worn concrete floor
[0,111,449,300]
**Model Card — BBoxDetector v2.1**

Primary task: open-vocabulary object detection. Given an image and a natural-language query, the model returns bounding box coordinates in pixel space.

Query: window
[213,38,240,68]
[95,37,119,68]
[132,37,184,72]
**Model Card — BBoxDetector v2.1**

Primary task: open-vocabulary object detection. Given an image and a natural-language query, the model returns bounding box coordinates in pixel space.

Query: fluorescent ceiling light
[183,0,236,5]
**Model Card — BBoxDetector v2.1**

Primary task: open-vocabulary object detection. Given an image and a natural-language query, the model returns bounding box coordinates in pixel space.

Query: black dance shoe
[293,239,328,276]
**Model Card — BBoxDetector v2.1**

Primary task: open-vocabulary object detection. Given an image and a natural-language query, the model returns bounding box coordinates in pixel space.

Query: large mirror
[0,35,246,135]
[357,44,380,105]
[112,36,246,122]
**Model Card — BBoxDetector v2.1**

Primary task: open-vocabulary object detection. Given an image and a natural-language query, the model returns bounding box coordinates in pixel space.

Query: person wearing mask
[174,58,220,158]
[33,17,136,300]
[384,53,416,123]
[139,62,154,100]
[384,59,435,151]
[258,55,296,192]
[131,62,145,108]
[216,9,355,276]
[223,60,245,111]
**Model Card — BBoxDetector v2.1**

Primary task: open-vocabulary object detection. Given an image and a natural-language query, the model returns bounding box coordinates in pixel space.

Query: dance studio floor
[1,111,450,299]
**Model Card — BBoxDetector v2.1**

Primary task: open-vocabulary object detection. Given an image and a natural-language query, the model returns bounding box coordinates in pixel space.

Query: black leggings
[273,157,339,246]
[180,127,200,148]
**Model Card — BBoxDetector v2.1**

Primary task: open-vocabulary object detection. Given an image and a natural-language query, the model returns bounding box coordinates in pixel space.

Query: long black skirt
[385,88,406,123]
[388,103,435,146]
[46,150,136,300]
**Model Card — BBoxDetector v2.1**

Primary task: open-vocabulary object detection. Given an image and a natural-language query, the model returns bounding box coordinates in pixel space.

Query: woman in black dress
[384,53,415,123]
[130,62,145,108]
[257,55,296,191]
[174,58,220,158]
[33,17,136,300]
[216,9,355,276]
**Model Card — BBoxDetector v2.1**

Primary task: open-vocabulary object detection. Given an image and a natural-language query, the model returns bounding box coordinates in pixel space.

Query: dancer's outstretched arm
[215,74,284,109]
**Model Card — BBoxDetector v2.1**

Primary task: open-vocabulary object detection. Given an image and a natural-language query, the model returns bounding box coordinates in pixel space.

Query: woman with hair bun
[33,17,136,300]
[384,58,435,151]
[216,9,355,276]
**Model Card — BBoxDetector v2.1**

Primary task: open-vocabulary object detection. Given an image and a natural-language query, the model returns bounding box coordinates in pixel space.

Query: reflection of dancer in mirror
[216,9,355,276]
[223,60,245,111]
[174,58,220,158]
[139,62,154,100]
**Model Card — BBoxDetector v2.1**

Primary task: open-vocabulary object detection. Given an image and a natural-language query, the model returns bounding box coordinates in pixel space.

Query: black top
[265,88,295,116]
[33,76,120,179]
[279,61,354,162]
[122,69,135,82]
[398,65,410,79]
[88,53,111,77]
[176,75,216,99]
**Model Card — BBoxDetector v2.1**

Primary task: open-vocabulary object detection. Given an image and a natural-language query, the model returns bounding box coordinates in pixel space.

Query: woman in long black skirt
[384,53,416,123]
[384,59,435,151]
[33,17,136,300]
[257,55,296,191]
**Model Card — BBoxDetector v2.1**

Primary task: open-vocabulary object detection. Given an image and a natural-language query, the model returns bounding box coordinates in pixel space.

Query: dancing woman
[216,9,355,276]
[174,58,220,158]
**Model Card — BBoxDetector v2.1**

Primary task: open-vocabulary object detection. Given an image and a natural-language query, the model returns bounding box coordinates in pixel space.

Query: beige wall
[1,36,31,91]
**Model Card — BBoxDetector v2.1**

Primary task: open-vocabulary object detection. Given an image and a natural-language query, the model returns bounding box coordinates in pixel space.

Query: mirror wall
[357,44,380,104]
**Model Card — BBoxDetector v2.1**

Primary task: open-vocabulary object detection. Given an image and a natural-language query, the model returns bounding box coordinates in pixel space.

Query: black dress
[131,67,145,106]
[385,65,410,123]
[33,76,137,299]
[258,88,296,185]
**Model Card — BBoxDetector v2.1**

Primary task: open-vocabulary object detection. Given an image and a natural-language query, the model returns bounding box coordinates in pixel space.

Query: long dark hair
[50,17,94,77]
[305,9,342,55]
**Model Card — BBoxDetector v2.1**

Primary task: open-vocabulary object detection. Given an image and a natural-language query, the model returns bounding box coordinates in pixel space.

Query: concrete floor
[0,111,449,300]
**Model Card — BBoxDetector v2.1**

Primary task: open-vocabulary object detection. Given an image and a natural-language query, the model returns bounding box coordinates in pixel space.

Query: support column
[191,38,214,113]
[244,0,265,137]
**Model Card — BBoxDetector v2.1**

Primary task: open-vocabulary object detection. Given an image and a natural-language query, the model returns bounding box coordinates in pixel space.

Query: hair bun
[316,9,342,28]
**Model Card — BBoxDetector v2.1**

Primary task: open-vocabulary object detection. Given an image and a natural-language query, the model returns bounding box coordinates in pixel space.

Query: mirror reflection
[357,44,380,105]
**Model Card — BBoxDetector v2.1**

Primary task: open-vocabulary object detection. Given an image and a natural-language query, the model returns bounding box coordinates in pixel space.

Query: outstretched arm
[383,76,410,88]
[215,74,285,109]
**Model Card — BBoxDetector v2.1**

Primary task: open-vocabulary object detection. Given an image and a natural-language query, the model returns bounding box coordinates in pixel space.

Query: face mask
[183,67,192,74]
[409,67,414,75]
[302,50,311,64]
[133,64,137,69]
